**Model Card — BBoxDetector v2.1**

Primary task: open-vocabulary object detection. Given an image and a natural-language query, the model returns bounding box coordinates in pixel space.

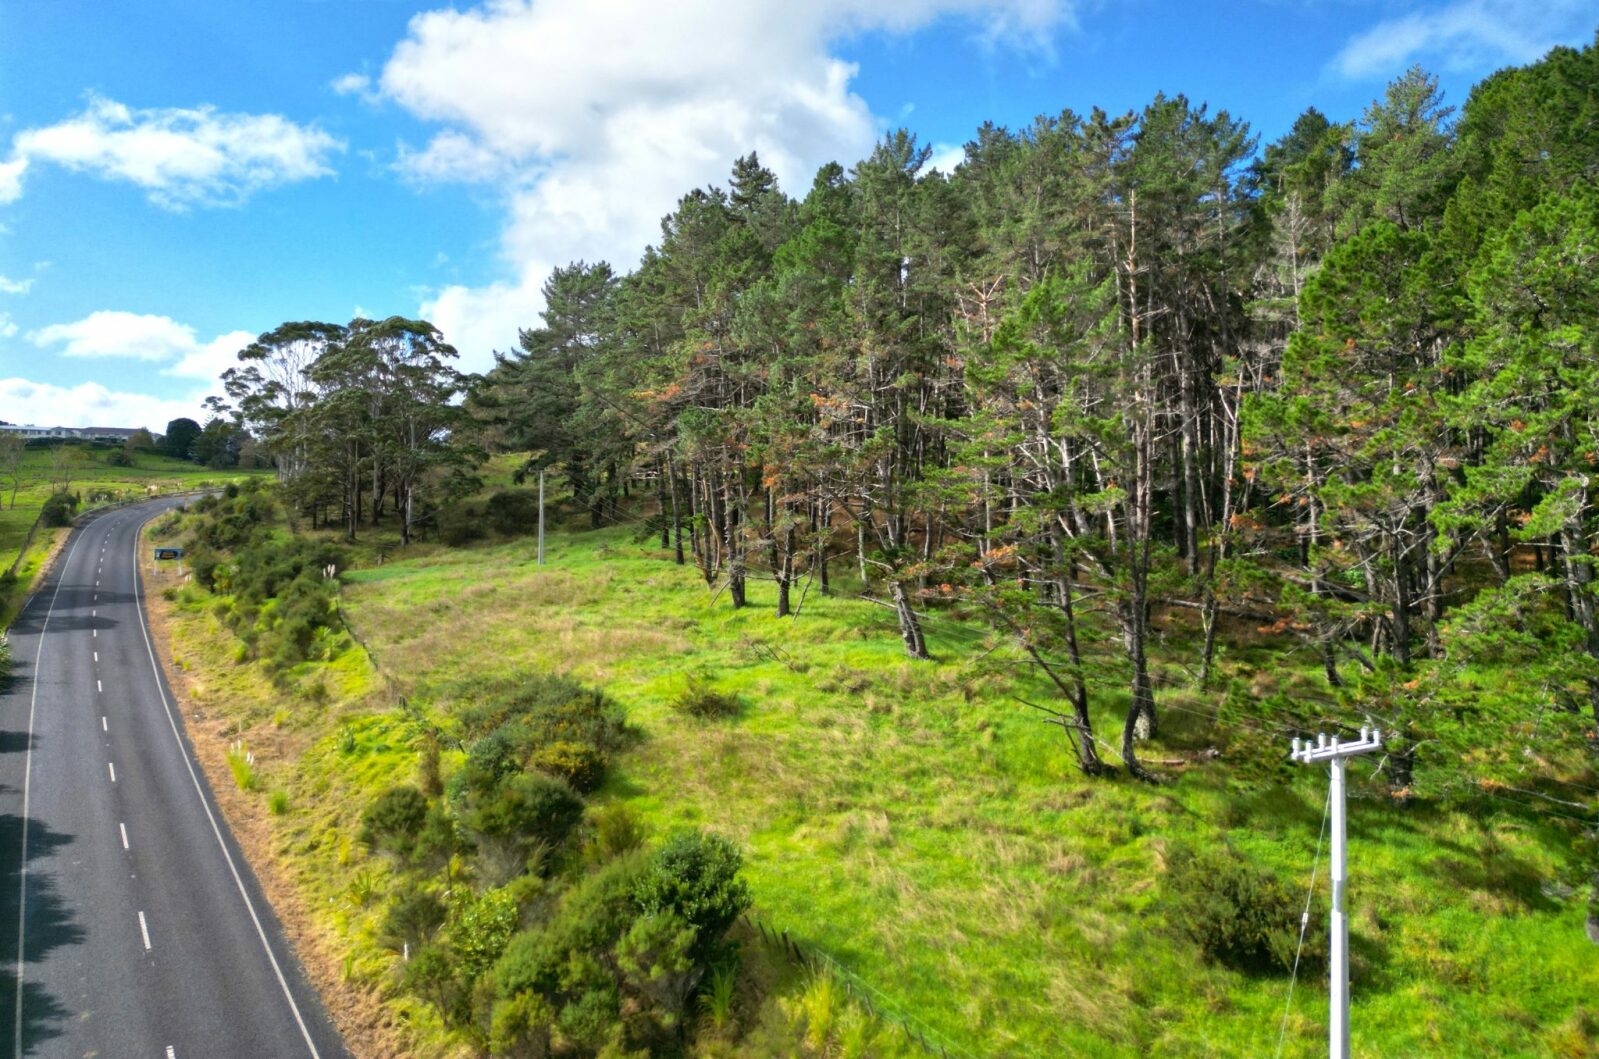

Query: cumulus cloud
[0,158,24,204]
[0,275,32,295]
[28,310,254,381]
[361,0,1071,369]
[1333,0,1595,81]
[0,376,208,432]
[926,142,966,174]
[5,95,343,210]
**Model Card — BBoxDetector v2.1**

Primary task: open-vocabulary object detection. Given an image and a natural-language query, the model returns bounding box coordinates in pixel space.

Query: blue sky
[0,0,1592,430]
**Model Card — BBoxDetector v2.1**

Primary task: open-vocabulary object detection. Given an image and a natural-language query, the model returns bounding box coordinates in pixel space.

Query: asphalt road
[0,498,350,1058]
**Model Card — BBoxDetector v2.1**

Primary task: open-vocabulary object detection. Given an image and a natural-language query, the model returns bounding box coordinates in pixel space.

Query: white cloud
[0,376,208,432]
[0,157,24,204]
[7,95,343,210]
[27,310,253,381]
[0,275,32,295]
[926,141,966,174]
[0,314,16,339]
[365,0,1071,369]
[1333,0,1594,81]
[332,72,385,106]
[397,130,517,185]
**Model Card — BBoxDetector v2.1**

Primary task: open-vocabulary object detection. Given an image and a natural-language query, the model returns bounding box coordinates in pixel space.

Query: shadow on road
[0,813,84,1053]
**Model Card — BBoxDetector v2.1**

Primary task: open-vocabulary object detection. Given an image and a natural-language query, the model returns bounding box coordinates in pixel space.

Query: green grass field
[0,445,264,626]
[325,516,1599,1058]
[141,477,1599,1057]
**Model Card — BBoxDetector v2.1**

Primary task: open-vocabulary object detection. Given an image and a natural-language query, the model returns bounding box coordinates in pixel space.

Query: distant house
[79,426,144,445]
[0,424,154,444]
[0,424,77,441]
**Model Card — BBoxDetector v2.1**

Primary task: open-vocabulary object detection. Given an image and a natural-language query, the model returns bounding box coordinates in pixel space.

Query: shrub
[1161,845,1325,975]
[40,492,79,527]
[489,990,556,1058]
[669,674,742,720]
[105,448,134,467]
[381,884,447,954]
[0,635,12,686]
[632,831,751,963]
[410,805,459,872]
[450,887,521,978]
[360,785,430,858]
[454,730,525,800]
[529,740,607,794]
[485,489,540,537]
[404,944,466,1020]
[586,803,646,864]
[463,773,584,882]
[438,507,486,546]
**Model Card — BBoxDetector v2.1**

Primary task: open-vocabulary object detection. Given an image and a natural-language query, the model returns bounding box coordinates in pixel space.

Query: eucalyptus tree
[221,321,344,486]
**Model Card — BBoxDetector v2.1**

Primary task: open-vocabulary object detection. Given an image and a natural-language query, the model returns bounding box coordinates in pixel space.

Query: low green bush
[529,740,606,794]
[632,830,751,963]
[462,773,584,883]
[1161,844,1325,975]
[360,784,430,859]
[40,492,79,527]
[485,489,540,537]
[585,802,646,865]
[669,674,743,720]
[381,884,447,954]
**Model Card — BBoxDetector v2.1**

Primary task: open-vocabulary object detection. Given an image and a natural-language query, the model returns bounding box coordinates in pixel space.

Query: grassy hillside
[329,517,1598,1057]
[0,444,262,625]
[139,478,1599,1057]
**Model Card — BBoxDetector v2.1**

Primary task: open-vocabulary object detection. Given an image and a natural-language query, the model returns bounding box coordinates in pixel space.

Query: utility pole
[537,468,546,566]
[1290,726,1382,1059]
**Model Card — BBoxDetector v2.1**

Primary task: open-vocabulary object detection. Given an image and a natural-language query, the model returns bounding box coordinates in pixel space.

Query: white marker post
[1290,726,1382,1059]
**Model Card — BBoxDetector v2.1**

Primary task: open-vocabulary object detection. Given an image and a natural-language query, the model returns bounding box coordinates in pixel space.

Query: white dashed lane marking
[138,911,151,951]
[107,762,116,783]
[119,823,129,850]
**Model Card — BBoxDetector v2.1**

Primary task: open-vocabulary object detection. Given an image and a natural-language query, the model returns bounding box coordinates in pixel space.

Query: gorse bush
[452,673,631,798]
[1161,844,1325,975]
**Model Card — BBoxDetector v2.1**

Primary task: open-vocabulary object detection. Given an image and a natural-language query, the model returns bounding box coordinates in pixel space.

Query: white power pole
[537,468,546,566]
[1290,726,1381,1059]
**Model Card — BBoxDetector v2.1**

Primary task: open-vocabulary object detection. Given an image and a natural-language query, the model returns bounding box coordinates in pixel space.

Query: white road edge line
[131,506,324,1058]
[120,822,129,850]
[14,510,97,1056]
[138,910,151,951]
